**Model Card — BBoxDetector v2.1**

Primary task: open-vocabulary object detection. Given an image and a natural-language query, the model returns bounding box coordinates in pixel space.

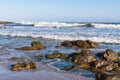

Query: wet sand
[0,71,91,80]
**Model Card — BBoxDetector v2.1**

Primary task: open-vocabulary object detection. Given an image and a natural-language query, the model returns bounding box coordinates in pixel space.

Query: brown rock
[73,50,96,64]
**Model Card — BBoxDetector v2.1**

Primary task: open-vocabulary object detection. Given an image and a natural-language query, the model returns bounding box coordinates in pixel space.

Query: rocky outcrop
[96,49,119,61]
[57,40,98,49]
[73,50,96,64]
[16,41,46,50]
[11,61,38,71]
[96,72,120,80]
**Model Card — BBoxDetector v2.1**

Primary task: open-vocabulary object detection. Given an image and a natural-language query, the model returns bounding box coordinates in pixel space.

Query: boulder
[16,41,45,50]
[10,61,38,71]
[96,49,119,61]
[96,72,120,80]
[73,50,96,64]
[59,40,98,49]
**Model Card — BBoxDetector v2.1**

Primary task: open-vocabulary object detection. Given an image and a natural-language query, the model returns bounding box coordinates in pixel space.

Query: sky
[0,0,120,22]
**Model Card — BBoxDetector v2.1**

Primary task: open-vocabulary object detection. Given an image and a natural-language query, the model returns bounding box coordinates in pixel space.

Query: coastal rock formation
[73,50,96,64]
[96,72,120,80]
[16,41,46,50]
[57,40,98,49]
[46,51,66,59]
[11,61,38,71]
[96,49,119,61]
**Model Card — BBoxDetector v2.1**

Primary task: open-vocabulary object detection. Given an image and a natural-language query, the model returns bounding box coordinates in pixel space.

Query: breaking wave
[17,21,120,28]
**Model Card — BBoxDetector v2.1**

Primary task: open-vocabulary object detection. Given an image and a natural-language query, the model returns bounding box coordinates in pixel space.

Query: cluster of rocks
[44,49,120,80]
[16,41,46,50]
[13,40,120,80]
[57,40,98,48]
[10,61,38,71]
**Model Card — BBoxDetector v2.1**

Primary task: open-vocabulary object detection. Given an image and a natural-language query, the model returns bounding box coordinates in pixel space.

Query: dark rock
[73,50,96,64]
[59,40,98,49]
[46,51,66,59]
[10,61,38,71]
[91,60,108,68]
[100,62,119,72]
[96,72,120,80]
[96,49,119,61]
[16,41,46,50]
[61,40,73,47]
[78,63,90,69]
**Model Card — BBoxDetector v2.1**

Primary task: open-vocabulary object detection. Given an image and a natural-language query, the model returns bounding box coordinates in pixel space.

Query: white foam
[17,21,85,27]
[17,21,120,28]
[0,22,120,44]
[92,23,120,28]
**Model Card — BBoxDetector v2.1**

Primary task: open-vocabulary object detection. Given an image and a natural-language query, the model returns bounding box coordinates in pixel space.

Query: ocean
[0,22,120,80]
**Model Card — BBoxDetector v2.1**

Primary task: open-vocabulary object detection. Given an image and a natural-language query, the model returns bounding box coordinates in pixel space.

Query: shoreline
[0,71,91,80]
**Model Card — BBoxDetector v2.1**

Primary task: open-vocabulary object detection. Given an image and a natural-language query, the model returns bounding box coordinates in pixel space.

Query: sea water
[0,22,120,79]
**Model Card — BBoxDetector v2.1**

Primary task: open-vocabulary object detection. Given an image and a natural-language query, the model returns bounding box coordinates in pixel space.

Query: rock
[31,41,42,47]
[96,72,120,80]
[11,62,24,71]
[96,49,119,61]
[16,46,33,50]
[59,40,98,49]
[86,40,98,48]
[46,51,66,59]
[29,61,38,70]
[91,60,108,68]
[78,63,90,69]
[90,60,119,72]
[10,61,38,71]
[100,62,119,72]
[73,50,96,64]
[61,40,73,47]
[16,41,46,50]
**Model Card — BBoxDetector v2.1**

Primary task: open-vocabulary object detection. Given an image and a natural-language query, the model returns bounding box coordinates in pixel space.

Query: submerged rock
[16,41,46,50]
[59,40,98,49]
[46,51,66,59]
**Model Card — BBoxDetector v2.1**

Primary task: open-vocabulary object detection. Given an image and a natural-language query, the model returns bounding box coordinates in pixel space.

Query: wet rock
[16,41,46,50]
[96,72,120,80]
[10,61,38,71]
[78,63,90,69]
[91,61,119,73]
[86,40,98,48]
[16,46,33,50]
[96,49,119,61]
[31,41,45,50]
[46,51,66,59]
[59,40,98,49]
[73,50,96,64]
[61,40,73,47]
[100,62,119,72]
[91,60,108,68]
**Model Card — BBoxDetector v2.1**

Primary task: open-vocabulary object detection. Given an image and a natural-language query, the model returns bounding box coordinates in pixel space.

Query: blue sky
[0,0,120,22]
